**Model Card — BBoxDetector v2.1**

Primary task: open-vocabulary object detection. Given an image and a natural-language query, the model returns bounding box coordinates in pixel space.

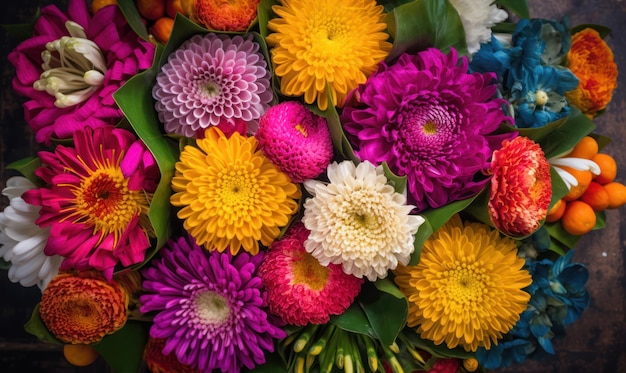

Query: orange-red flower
[565,28,618,117]
[192,0,260,31]
[39,271,128,344]
[488,136,552,237]
[143,338,201,373]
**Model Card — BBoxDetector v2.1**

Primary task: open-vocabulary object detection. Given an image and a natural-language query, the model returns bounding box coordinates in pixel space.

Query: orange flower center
[290,251,329,291]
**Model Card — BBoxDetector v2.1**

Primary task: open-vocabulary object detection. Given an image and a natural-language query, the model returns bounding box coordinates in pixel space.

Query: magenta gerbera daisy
[341,48,515,211]
[7,0,155,145]
[488,136,552,237]
[22,126,159,279]
[139,235,285,373]
[152,33,273,137]
[256,101,334,182]
[259,222,363,326]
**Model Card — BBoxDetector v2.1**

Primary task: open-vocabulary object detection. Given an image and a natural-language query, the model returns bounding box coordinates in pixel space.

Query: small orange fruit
[545,198,566,223]
[136,0,166,20]
[603,181,626,209]
[591,153,617,185]
[566,136,599,160]
[561,200,597,236]
[579,181,610,211]
[150,17,175,45]
[63,344,99,367]
[561,166,593,201]
[92,0,117,13]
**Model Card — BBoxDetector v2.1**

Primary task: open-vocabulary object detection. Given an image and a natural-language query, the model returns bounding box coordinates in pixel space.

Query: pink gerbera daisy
[22,126,159,279]
[255,101,334,182]
[7,0,155,144]
[258,222,363,326]
[488,136,552,237]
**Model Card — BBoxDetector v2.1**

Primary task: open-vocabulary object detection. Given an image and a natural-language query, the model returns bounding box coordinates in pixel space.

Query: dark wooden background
[1,1,624,372]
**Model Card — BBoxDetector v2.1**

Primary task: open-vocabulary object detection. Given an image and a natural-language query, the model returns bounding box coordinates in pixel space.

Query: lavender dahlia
[140,235,285,373]
[153,33,273,137]
[342,48,514,211]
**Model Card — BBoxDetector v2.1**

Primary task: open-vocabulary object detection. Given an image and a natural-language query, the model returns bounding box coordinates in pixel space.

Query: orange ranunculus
[565,28,618,117]
[39,271,128,344]
[192,0,260,32]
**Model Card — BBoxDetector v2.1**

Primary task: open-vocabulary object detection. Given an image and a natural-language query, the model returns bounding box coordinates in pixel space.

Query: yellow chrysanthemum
[394,215,531,352]
[170,127,301,255]
[266,0,392,111]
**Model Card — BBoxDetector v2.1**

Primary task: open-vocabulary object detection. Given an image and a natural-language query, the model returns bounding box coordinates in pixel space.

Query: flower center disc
[194,291,231,326]
[291,251,330,291]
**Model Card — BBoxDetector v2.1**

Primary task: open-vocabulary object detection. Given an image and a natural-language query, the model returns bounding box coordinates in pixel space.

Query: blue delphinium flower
[476,249,590,369]
[470,18,579,128]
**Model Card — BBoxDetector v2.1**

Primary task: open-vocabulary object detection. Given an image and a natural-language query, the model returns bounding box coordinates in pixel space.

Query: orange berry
[591,153,617,185]
[63,344,99,367]
[149,17,175,45]
[603,181,626,209]
[579,181,610,211]
[561,200,597,236]
[136,0,166,20]
[566,136,599,159]
[91,0,117,13]
[545,199,566,223]
[561,166,593,201]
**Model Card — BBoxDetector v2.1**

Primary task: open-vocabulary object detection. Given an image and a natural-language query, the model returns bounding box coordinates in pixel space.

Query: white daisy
[449,0,508,55]
[0,176,60,290]
[302,160,425,281]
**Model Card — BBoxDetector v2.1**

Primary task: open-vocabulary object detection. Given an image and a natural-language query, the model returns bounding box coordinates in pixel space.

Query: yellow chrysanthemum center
[291,251,329,291]
[422,121,437,135]
[394,215,531,352]
[171,127,301,255]
[266,0,392,110]
[62,158,149,246]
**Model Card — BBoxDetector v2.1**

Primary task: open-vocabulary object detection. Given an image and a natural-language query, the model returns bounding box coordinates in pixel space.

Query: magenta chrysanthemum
[7,0,155,145]
[488,136,552,237]
[153,33,273,137]
[341,48,514,211]
[140,235,285,373]
[259,222,363,326]
[22,126,159,279]
[256,101,334,182]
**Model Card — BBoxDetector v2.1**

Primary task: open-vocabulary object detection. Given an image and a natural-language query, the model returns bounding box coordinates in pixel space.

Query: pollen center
[442,261,490,309]
[193,291,231,326]
[216,165,260,216]
[291,251,330,291]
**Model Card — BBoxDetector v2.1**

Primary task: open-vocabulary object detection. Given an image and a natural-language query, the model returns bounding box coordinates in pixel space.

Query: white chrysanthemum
[0,176,60,290]
[449,0,508,55]
[302,160,425,281]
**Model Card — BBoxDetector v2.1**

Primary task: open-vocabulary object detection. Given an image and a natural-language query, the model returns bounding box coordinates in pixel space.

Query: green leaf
[399,330,475,360]
[377,0,417,12]
[314,91,359,163]
[495,0,530,19]
[114,67,178,257]
[382,162,407,194]
[374,278,404,299]
[7,156,41,185]
[537,109,597,159]
[358,282,408,346]
[384,0,468,62]
[410,220,432,266]
[0,258,10,270]
[549,166,569,207]
[116,0,150,41]
[257,0,279,38]
[543,220,581,249]
[24,304,63,344]
[245,351,288,372]
[1,8,40,41]
[331,303,375,336]
[570,24,612,38]
[93,321,151,373]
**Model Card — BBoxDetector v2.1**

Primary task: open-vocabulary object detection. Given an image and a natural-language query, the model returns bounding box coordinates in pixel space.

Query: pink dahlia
[22,126,159,279]
[488,136,552,237]
[7,0,155,145]
[341,48,514,211]
[258,222,363,326]
[153,33,273,137]
[140,235,285,373]
[256,101,334,182]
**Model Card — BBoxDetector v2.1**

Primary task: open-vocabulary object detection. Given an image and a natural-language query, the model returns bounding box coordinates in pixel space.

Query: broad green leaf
[116,0,149,41]
[25,304,63,344]
[93,321,151,373]
[359,282,408,346]
[378,0,417,12]
[384,0,468,62]
[543,220,581,249]
[410,220,433,266]
[257,0,279,38]
[495,0,530,19]
[549,166,570,207]
[537,109,597,159]
[399,329,475,360]
[114,65,178,258]
[315,90,359,163]
[245,351,288,373]
[592,132,612,151]
[7,156,41,185]
[374,278,405,299]
[331,303,375,336]
[382,162,407,194]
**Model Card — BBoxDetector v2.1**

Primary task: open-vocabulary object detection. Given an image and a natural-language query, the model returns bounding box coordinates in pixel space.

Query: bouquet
[1,0,623,372]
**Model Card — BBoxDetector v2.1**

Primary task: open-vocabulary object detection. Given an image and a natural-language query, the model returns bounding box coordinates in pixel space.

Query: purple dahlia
[8,0,155,145]
[341,48,515,211]
[140,235,285,373]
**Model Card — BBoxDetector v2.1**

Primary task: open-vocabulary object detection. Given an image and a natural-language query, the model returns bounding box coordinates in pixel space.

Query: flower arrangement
[1,0,623,372]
